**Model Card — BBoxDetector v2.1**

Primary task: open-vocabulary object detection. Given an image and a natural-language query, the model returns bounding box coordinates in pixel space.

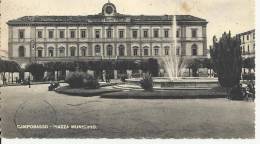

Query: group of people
[241,82,255,101]
[101,72,111,83]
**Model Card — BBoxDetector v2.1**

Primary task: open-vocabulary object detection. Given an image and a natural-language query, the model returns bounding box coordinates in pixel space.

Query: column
[114,70,118,79]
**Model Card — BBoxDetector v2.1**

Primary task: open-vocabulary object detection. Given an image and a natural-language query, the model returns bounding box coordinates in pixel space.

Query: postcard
[0,0,256,143]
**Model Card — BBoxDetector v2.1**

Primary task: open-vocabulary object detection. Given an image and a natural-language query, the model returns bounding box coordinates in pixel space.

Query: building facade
[7,2,207,76]
[0,49,8,60]
[237,29,255,59]
[236,29,255,76]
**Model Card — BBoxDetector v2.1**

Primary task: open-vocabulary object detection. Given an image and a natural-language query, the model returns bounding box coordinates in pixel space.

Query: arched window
[107,45,113,56]
[81,46,87,56]
[48,47,54,57]
[154,46,160,56]
[164,46,170,56]
[133,46,139,56]
[70,47,76,56]
[59,47,65,57]
[143,46,149,56]
[95,45,101,56]
[18,46,25,57]
[37,47,43,57]
[191,44,198,56]
[118,45,125,56]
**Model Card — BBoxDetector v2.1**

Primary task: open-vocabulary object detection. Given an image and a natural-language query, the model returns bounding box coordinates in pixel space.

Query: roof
[7,14,207,26]
[7,2,207,26]
[236,29,255,36]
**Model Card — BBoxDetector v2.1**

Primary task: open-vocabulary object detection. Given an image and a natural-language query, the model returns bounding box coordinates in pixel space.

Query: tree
[146,58,159,77]
[25,63,45,81]
[186,58,202,77]
[210,31,242,90]
[202,58,214,77]
[0,60,21,84]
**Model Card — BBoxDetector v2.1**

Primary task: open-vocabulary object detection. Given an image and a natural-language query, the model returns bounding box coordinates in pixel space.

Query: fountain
[124,15,219,90]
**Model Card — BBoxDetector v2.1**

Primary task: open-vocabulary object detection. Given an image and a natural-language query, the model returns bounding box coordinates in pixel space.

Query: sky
[0,0,255,54]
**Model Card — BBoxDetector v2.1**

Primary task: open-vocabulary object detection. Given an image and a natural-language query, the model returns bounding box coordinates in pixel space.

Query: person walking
[15,77,18,84]
[3,76,7,86]
[28,76,31,88]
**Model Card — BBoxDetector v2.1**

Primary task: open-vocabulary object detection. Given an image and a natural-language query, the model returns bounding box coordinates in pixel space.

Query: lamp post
[28,39,36,87]
[30,40,36,63]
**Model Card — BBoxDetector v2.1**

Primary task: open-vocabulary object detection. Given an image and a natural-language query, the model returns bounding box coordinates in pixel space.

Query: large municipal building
[7,2,208,78]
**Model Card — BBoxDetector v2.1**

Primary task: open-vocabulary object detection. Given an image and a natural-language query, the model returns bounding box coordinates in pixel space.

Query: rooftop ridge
[7,14,207,25]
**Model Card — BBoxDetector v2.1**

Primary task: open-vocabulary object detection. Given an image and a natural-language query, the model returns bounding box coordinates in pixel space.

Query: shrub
[25,63,45,81]
[83,74,100,89]
[140,73,153,91]
[65,72,99,89]
[229,85,244,100]
[65,72,85,88]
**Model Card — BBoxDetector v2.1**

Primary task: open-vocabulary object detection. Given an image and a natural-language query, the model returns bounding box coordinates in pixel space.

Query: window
[191,44,198,56]
[70,47,76,56]
[143,30,148,38]
[247,35,249,40]
[19,30,24,39]
[133,47,138,56]
[48,48,54,57]
[48,30,54,39]
[242,46,245,54]
[119,30,124,38]
[154,48,159,56]
[70,30,76,38]
[176,30,180,38]
[107,45,113,56]
[37,49,42,57]
[191,29,197,38]
[165,47,169,55]
[119,45,125,56]
[37,31,43,38]
[59,30,65,38]
[153,29,159,38]
[107,29,112,38]
[81,47,87,56]
[95,45,101,56]
[81,30,86,38]
[164,29,169,38]
[18,46,25,57]
[176,47,180,55]
[95,30,100,39]
[132,30,138,38]
[59,47,65,57]
[253,33,255,39]
[143,47,149,56]
[248,45,250,53]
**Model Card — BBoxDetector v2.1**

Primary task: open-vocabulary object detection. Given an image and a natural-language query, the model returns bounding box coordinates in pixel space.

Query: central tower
[102,2,117,16]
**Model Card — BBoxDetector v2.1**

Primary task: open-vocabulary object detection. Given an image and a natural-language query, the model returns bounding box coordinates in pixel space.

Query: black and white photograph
[0,0,257,143]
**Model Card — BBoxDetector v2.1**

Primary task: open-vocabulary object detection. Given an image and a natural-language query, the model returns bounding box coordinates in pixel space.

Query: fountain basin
[126,77,219,90]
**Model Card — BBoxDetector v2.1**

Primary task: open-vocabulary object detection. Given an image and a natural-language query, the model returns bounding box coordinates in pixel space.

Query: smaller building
[237,29,255,58]
[236,29,255,77]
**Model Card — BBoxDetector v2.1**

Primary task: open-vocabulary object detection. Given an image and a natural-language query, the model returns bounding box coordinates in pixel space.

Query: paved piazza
[0,84,255,138]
